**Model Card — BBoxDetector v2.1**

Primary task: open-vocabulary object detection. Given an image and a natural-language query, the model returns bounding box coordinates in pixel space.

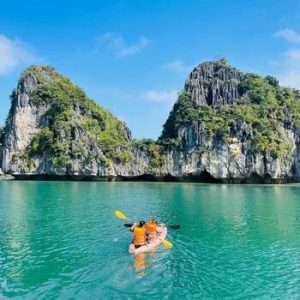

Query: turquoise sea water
[1,181,300,298]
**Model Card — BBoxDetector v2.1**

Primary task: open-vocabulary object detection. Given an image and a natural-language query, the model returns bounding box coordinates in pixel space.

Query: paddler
[131,220,147,248]
[145,219,158,241]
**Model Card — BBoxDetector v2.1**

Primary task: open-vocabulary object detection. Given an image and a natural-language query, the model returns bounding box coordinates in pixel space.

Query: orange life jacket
[133,226,146,246]
[146,222,157,237]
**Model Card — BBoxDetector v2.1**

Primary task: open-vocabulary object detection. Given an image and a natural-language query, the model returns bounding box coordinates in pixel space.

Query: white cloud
[162,60,192,73]
[141,90,178,103]
[284,49,300,61]
[271,29,300,89]
[0,34,38,75]
[273,48,300,89]
[99,32,151,57]
[277,68,300,89]
[273,28,300,43]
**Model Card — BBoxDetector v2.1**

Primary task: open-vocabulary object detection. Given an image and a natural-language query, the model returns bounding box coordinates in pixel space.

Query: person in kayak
[131,220,147,248]
[146,219,158,241]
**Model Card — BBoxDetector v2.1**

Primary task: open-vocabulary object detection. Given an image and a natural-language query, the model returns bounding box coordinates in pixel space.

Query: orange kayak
[129,223,167,254]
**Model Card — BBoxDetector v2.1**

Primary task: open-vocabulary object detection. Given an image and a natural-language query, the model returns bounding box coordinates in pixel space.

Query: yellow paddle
[114,210,173,249]
[114,210,127,220]
[161,239,173,248]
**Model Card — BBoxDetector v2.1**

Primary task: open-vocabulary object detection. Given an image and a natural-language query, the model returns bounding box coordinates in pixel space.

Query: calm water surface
[1,181,300,299]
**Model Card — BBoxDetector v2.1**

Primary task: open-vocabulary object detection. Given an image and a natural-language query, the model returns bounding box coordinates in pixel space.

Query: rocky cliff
[2,60,300,183]
[160,59,300,182]
[1,66,151,178]
[184,60,243,107]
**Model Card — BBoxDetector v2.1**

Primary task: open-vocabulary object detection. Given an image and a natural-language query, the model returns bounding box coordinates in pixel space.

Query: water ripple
[1,182,300,298]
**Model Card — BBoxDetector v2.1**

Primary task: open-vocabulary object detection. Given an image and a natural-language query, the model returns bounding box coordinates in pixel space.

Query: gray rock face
[185,61,244,107]
[1,72,46,173]
[166,124,298,182]
[0,173,15,180]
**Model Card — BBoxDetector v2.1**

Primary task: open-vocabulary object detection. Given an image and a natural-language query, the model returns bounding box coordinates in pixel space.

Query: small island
[1,59,300,183]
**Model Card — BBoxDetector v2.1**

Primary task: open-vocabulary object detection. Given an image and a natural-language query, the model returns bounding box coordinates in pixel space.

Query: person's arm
[130,223,137,232]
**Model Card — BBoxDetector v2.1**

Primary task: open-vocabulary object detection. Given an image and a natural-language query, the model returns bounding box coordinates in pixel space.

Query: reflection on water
[133,249,162,273]
[1,182,300,298]
[134,253,145,272]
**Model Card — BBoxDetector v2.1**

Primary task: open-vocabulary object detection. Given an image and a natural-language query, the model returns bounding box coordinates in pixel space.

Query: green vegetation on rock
[22,66,131,167]
[148,144,165,170]
[160,70,300,159]
[132,138,158,147]
[215,57,230,70]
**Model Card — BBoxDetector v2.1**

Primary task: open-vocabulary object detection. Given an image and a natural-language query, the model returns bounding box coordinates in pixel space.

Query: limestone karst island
[1,59,300,183]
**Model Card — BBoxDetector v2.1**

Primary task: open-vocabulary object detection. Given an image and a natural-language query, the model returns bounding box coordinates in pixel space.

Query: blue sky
[1,0,300,139]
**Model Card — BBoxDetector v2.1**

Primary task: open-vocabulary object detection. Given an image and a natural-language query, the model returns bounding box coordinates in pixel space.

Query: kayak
[129,223,167,255]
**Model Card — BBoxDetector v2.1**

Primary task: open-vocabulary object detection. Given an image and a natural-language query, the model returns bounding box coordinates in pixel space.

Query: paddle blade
[124,223,134,228]
[168,224,181,229]
[162,239,173,248]
[115,210,127,220]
